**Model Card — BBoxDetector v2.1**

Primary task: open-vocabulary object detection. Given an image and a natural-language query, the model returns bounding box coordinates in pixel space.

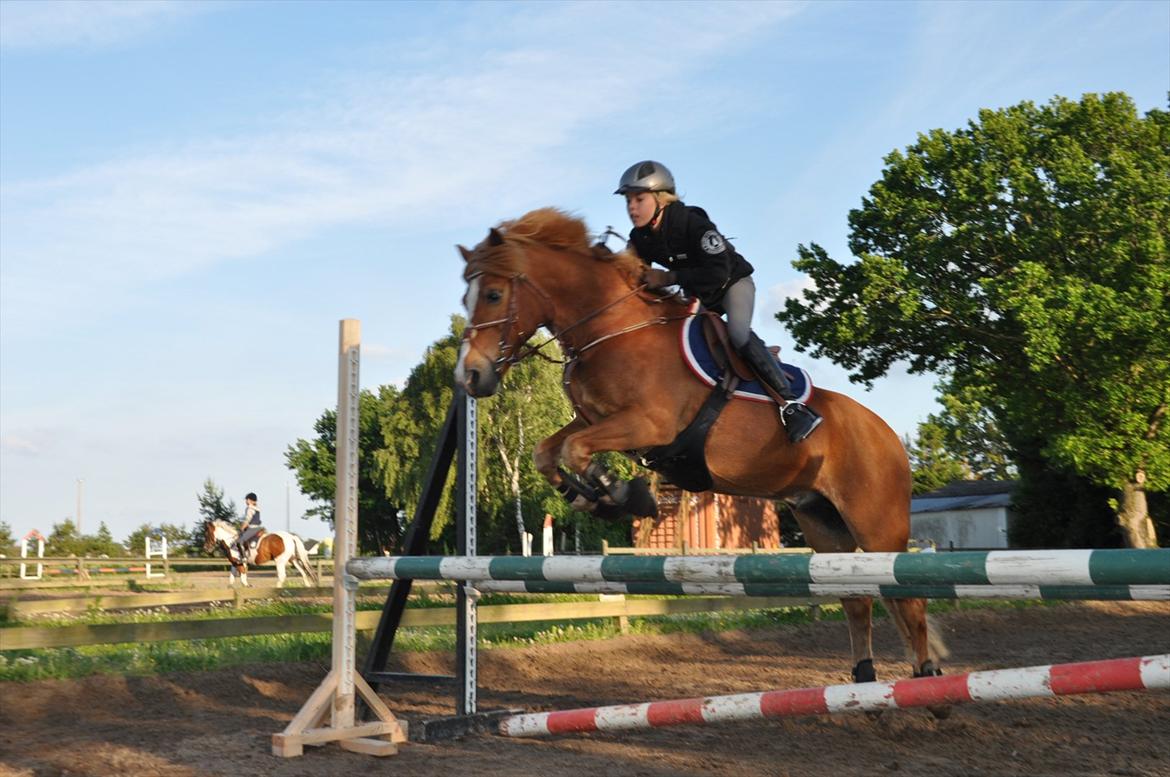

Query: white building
[910,481,1017,550]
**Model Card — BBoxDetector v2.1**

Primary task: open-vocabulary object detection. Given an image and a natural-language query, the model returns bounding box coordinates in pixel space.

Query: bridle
[462,262,687,374]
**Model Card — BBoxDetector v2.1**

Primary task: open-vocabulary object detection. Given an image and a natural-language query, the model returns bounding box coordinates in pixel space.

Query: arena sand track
[1,601,1167,777]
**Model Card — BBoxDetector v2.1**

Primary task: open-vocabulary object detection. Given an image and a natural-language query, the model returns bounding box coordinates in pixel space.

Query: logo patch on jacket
[700,230,726,254]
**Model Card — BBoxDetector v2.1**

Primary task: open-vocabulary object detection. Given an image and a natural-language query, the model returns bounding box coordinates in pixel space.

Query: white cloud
[763,276,817,319]
[0,0,213,50]
[0,2,804,334]
[0,434,41,456]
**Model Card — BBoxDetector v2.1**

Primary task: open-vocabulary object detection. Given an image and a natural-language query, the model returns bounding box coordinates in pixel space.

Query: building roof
[911,480,1017,514]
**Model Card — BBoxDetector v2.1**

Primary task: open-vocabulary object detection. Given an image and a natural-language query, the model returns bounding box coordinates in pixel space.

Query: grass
[0,595,1057,682]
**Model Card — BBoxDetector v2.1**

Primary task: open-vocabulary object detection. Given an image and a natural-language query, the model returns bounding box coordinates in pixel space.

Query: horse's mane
[464,207,645,286]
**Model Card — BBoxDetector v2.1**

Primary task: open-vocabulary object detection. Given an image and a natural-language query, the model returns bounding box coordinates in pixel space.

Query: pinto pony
[455,208,948,693]
[203,519,319,588]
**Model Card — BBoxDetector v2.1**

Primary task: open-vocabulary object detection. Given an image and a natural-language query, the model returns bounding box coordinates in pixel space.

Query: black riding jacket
[629,201,754,311]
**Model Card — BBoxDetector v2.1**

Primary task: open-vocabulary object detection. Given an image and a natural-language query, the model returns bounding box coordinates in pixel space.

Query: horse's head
[203,520,233,554]
[455,227,548,397]
[455,208,652,397]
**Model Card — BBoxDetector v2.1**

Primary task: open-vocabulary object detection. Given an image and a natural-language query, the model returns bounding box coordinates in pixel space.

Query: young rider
[236,492,263,562]
[616,160,822,443]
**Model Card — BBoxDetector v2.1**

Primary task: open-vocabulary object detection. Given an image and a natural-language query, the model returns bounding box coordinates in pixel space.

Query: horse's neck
[545,272,676,354]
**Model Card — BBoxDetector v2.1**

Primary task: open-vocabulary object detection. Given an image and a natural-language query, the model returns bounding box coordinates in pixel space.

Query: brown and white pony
[204,519,319,588]
[455,208,949,698]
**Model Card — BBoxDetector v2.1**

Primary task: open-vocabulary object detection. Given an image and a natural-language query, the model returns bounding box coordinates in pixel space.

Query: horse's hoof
[913,661,949,719]
[622,477,658,518]
[851,658,876,684]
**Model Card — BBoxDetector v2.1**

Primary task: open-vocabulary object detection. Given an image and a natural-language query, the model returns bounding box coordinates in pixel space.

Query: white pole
[333,319,361,730]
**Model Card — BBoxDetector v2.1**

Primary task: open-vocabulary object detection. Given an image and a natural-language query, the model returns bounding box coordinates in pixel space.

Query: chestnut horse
[455,208,948,690]
[203,519,319,588]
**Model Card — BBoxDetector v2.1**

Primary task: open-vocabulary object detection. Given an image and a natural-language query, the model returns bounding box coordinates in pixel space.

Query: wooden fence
[0,594,829,651]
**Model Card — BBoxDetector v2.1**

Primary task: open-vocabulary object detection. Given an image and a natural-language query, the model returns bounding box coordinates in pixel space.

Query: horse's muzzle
[463,365,500,397]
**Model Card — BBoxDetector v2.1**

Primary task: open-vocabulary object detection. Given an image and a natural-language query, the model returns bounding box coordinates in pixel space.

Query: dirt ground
[1,601,1167,777]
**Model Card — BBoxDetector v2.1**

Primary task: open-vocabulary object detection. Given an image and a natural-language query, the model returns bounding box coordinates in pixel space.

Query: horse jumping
[455,208,948,690]
[203,519,319,588]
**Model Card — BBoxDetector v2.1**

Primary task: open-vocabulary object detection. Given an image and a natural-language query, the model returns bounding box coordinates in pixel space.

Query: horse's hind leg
[790,498,876,683]
[881,596,944,676]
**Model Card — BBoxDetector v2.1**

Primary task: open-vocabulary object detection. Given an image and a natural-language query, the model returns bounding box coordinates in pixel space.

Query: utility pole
[286,482,291,532]
[76,479,83,534]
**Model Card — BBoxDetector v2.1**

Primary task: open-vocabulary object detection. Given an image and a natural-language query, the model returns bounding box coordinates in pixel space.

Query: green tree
[191,479,236,555]
[374,316,636,554]
[904,422,968,495]
[0,521,14,555]
[779,93,1168,547]
[286,385,406,555]
[374,320,464,548]
[86,522,123,557]
[47,519,83,556]
[124,522,192,556]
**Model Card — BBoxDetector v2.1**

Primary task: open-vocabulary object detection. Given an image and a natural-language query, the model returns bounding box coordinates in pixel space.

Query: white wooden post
[272,319,407,758]
[20,536,44,580]
[542,514,554,557]
[145,536,167,579]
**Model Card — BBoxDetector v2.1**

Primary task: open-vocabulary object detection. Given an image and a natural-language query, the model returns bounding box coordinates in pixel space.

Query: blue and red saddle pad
[678,314,812,404]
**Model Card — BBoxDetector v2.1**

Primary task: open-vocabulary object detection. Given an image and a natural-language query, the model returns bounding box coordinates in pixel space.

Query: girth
[637,366,738,493]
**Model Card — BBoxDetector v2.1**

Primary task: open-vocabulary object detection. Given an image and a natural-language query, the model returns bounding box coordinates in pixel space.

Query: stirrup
[781,402,822,443]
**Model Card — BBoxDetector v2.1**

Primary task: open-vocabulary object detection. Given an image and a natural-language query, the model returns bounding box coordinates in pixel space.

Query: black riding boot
[739,332,823,443]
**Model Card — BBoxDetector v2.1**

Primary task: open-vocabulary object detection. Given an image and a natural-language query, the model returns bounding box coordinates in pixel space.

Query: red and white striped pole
[499,654,1169,738]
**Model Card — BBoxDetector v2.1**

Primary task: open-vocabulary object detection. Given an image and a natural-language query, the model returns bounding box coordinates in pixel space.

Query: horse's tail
[293,536,320,586]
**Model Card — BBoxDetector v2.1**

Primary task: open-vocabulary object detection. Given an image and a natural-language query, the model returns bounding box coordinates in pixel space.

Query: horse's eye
[486,289,503,303]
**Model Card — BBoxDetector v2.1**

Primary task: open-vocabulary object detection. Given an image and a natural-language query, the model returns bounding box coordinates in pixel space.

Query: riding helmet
[245,492,257,502]
[614,160,675,195]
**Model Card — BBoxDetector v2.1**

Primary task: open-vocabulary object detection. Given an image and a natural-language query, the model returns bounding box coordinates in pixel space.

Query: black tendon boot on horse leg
[557,468,637,521]
[585,462,659,519]
[739,332,822,443]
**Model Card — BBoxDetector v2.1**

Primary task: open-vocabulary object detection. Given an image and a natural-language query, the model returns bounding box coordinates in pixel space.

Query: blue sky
[1,0,1166,544]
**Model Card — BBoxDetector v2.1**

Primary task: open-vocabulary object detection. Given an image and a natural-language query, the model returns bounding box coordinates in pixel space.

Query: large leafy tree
[780,93,1168,546]
[286,316,636,556]
[375,317,625,554]
[286,385,405,554]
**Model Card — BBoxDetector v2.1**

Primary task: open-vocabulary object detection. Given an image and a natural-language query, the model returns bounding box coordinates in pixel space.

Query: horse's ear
[488,228,505,246]
[457,244,473,262]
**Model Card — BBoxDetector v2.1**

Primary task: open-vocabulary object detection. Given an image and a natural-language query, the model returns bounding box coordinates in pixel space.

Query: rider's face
[626,191,659,229]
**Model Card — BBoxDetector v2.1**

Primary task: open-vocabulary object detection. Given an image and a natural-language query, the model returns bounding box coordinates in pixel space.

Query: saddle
[638,313,812,492]
[638,314,740,492]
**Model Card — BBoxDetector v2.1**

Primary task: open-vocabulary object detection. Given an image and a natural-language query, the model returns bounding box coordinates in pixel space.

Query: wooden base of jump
[272,668,408,757]
[272,319,409,759]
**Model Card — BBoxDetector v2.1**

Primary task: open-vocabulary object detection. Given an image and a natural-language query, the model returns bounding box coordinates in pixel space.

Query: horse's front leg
[275,560,287,588]
[535,417,596,511]
[534,417,589,486]
[559,410,670,517]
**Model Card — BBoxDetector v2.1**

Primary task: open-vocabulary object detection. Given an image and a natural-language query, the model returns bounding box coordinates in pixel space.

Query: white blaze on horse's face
[456,275,507,397]
[453,277,480,388]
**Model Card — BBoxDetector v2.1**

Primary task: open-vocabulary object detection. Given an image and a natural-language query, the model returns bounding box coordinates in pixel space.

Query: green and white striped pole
[347,549,1170,588]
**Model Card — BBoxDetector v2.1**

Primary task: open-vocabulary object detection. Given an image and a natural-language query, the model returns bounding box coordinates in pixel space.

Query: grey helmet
[614,160,675,195]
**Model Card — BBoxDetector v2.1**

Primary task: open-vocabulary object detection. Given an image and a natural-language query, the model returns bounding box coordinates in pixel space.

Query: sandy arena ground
[1,601,1168,777]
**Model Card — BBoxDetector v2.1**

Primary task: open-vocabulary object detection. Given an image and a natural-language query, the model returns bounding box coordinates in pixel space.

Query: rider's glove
[642,268,677,289]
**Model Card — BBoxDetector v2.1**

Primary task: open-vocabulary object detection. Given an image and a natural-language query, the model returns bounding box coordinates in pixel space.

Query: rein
[464,258,687,370]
